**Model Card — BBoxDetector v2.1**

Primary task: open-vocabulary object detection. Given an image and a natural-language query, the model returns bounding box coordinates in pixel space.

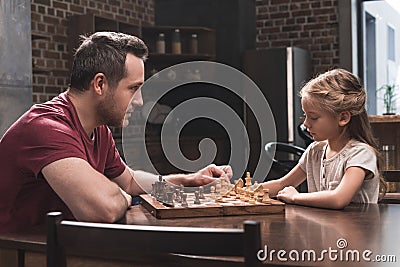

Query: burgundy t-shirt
[0,92,125,232]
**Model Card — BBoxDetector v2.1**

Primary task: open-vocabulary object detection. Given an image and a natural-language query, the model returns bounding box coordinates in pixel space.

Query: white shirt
[298,139,379,203]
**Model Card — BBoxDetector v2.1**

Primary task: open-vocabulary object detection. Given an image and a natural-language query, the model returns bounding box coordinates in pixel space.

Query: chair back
[264,141,308,192]
[46,212,262,267]
[298,124,313,146]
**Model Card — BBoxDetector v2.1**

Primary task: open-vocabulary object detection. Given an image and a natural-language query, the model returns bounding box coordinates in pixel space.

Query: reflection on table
[123,203,399,266]
[1,203,399,266]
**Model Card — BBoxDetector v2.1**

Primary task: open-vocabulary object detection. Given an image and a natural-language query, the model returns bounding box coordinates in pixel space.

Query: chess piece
[222,180,236,197]
[194,191,201,205]
[248,191,256,204]
[254,184,264,197]
[181,193,188,207]
[245,172,252,189]
[252,181,259,190]
[229,184,236,197]
[245,190,251,202]
[215,181,221,194]
[210,185,216,200]
[221,178,230,195]
[263,188,270,198]
[162,187,167,202]
[158,176,167,202]
[166,191,175,206]
[199,186,205,199]
[234,179,244,199]
[153,181,160,199]
[239,188,246,201]
[155,181,162,200]
[175,188,181,203]
[235,179,244,189]
[257,192,264,203]
[262,189,271,204]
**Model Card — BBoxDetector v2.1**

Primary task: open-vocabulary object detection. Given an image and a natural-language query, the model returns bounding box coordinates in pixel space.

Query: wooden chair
[46,212,262,267]
[0,226,46,267]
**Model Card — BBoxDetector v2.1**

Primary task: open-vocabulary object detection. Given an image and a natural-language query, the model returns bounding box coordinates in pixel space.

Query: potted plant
[379,84,398,115]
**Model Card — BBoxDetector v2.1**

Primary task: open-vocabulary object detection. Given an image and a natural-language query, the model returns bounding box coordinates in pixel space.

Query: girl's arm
[261,165,307,197]
[277,166,366,209]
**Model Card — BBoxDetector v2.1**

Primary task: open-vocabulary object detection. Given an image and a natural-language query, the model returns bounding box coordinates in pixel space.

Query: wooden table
[1,203,399,267]
[122,203,400,266]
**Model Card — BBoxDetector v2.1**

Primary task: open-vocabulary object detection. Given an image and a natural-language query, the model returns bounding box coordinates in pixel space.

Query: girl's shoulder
[308,140,327,151]
[343,139,376,157]
[346,139,374,150]
[303,141,327,158]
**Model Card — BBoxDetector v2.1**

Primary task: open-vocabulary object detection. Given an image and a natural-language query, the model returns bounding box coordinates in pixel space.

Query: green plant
[379,84,398,114]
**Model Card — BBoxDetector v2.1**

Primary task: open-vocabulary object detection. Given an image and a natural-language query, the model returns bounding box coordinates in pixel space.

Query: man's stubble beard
[97,91,124,128]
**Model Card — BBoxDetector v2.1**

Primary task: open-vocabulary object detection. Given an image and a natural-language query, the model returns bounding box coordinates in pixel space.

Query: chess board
[139,193,285,219]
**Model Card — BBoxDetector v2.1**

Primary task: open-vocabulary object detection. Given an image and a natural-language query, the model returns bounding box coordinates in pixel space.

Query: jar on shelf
[382,144,396,170]
[156,33,165,54]
[382,144,397,193]
[190,33,198,54]
[171,29,181,54]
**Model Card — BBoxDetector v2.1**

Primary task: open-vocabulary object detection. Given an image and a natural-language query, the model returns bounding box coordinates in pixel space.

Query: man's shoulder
[31,92,69,115]
[2,93,75,143]
[27,93,74,127]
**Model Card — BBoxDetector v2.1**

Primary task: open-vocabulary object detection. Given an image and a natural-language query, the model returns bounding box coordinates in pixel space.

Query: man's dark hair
[69,31,148,91]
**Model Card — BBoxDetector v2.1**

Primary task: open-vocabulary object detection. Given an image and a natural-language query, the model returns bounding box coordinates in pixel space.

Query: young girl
[262,68,386,209]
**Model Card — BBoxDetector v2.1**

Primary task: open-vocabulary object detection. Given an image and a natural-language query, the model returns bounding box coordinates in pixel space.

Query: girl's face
[301,96,343,142]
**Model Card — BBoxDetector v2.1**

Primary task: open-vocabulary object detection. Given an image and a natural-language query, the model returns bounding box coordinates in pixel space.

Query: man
[0,32,232,232]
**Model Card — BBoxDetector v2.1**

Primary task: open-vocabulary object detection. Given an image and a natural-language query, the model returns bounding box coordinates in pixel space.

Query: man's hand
[197,164,233,180]
[119,187,132,209]
[165,164,233,187]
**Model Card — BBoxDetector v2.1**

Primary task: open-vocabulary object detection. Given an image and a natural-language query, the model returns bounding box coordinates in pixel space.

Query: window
[388,25,395,61]
[360,0,400,114]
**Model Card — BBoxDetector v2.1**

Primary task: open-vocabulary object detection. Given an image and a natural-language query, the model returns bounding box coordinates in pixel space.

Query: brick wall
[31,0,155,104]
[255,0,339,75]
[31,0,340,102]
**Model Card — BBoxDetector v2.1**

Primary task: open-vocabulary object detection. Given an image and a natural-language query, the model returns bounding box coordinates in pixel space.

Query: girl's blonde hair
[300,68,387,198]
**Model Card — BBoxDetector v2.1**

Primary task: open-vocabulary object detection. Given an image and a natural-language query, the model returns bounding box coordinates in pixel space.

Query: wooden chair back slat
[46,212,262,267]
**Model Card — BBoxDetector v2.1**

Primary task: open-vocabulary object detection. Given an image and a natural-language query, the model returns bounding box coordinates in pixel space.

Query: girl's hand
[277,186,300,204]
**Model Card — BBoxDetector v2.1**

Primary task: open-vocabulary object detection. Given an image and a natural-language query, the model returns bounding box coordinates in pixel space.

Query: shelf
[381,193,400,203]
[145,53,216,79]
[146,54,215,70]
[143,25,214,33]
[369,115,400,123]
[148,53,214,60]
[142,25,216,56]
[383,170,400,182]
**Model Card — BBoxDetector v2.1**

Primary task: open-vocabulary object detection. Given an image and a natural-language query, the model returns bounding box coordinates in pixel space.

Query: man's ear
[92,73,107,96]
[338,111,351,127]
